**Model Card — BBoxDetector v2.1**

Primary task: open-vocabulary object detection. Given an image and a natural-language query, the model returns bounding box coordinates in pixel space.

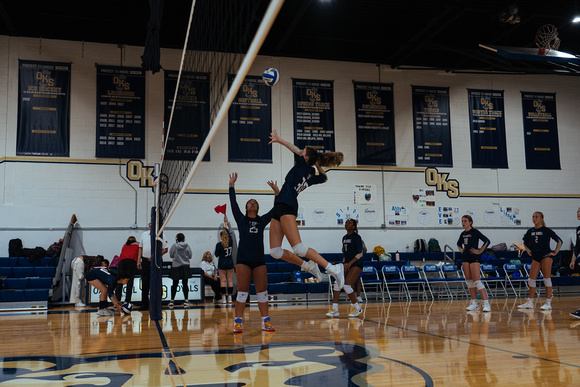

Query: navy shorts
[271,202,297,221]
[237,261,266,270]
[462,255,481,264]
[532,254,552,263]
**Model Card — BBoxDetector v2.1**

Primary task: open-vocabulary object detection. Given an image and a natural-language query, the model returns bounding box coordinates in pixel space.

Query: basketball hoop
[535,24,560,55]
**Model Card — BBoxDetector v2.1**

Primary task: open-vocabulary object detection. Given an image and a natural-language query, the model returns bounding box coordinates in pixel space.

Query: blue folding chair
[421,264,452,299]
[381,265,409,300]
[441,264,468,298]
[401,265,432,299]
[361,266,384,301]
[480,263,508,297]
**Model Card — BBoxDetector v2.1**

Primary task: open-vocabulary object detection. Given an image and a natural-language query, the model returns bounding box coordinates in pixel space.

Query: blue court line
[363,316,580,369]
[376,356,434,387]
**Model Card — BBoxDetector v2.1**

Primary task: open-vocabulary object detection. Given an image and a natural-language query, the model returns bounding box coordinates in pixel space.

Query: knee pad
[236,291,249,303]
[269,247,284,259]
[257,291,268,303]
[474,280,485,291]
[292,243,308,257]
[528,278,536,288]
[333,282,341,292]
[343,284,354,294]
[543,278,552,287]
[466,280,475,288]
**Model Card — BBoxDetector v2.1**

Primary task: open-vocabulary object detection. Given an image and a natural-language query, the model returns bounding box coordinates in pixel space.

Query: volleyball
[122,302,133,314]
[262,68,279,86]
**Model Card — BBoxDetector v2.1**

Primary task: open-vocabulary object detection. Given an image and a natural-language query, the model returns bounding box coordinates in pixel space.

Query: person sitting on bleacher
[200,251,222,303]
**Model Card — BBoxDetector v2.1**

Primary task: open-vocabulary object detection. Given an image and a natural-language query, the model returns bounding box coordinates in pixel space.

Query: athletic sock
[220,287,227,296]
[325,263,331,270]
[332,303,339,311]
[99,301,107,309]
[228,287,234,296]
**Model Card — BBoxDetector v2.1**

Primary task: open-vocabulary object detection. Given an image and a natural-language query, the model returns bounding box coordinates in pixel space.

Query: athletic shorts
[532,254,552,263]
[462,255,481,264]
[237,261,266,270]
[271,202,297,221]
[218,257,235,270]
[345,257,364,270]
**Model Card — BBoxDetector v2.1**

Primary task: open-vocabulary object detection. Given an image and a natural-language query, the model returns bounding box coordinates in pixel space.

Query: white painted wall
[1,35,579,264]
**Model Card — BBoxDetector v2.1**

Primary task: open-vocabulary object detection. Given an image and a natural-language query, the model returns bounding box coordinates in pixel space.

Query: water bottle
[395,251,400,261]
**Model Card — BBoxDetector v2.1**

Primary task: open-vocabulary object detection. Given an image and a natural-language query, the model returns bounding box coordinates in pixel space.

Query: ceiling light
[573,16,580,23]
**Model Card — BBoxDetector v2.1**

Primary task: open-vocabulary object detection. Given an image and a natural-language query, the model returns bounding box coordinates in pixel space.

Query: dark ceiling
[2,0,580,75]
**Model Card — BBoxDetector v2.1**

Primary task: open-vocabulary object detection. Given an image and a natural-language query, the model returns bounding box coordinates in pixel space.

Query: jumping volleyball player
[268,130,345,288]
[229,172,279,333]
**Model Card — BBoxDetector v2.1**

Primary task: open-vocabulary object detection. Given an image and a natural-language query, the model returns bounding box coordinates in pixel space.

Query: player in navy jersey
[570,208,580,318]
[86,263,135,316]
[229,172,279,333]
[457,215,491,312]
[518,211,562,310]
[215,222,235,304]
[326,219,364,318]
[267,130,346,289]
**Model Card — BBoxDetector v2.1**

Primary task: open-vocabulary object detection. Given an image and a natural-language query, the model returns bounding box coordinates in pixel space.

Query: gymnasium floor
[1,296,580,386]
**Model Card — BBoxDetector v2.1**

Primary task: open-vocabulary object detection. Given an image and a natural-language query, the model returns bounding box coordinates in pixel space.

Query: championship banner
[17,60,71,156]
[468,89,508,168]
[521,92,561,170]
[228,74,272,162]
[96,65,146,159]
[164,70,210,161]
[412,86,452,167]
[353,81,395,165]
[292,78,335,152]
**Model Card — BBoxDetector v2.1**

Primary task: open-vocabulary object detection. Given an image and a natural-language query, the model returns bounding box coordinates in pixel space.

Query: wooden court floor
[1,296,580,386]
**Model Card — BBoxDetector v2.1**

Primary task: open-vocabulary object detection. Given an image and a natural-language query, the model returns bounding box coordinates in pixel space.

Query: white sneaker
[356,296,364,304]
[466,302,480,311]
[301,260,322,281]
[327,264,345,289]
[518,300,534,309]
[540,302,552,310]
[348,307,363,318]
[168,300,174,307]
[217,298,226,304]
[482,304,491,312]
[227,295,232,303]
[326,309,339,317]
[75,302,86,307]
[97,308,113,316]
[184,300,191,307]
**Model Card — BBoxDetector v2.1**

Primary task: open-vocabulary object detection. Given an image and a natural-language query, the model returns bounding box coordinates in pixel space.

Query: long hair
[125,236,136,246]
[346,218,358,233]
[304,147,344,167]
[220,230,230,248]
[534,211,546,227]
[462,215,473,225]
[202,251,212,263]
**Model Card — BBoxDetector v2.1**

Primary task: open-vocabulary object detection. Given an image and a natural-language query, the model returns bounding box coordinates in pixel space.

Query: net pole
[157,0,285,238]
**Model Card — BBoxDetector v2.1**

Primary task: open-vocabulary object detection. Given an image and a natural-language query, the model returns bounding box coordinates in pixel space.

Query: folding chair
[440,264,468,298]
[381,265,409,300]
[360,266,384,300]
[401,265,432,299]
[421,264,452,299]
[502,263,530,297]
[480,263,509,298]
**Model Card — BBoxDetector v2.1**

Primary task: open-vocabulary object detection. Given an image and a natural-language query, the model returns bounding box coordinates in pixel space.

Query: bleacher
[0,256,57,311]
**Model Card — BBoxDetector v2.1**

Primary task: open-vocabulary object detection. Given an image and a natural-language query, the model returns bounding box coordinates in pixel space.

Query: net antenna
[535,24,560,56]
[155,0,284,239]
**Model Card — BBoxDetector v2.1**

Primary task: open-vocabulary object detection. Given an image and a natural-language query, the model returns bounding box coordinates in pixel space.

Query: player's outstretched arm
[269,130,302,156]
[267,180,280,196]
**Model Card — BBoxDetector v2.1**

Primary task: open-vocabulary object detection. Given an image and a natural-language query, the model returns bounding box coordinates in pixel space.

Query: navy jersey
[457,228,490,259]
[523,226,562,258]
[85,267,118,298]
[575,226,580,257]
[229,187,273,262]
[274,156,326,212]
[342,232,363,265]
[215,229,234,270]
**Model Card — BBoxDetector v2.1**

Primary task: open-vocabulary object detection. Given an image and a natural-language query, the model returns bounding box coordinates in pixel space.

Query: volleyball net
[156,0,284,238]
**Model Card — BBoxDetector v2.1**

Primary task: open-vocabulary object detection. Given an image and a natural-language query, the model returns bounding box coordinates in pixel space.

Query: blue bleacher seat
[268,283,289,294]
[29,278,52,288]
[0,257,9,266]
[0,267,12,277]
[306,282,328,293]
[287,282,308,293]
[0,290,27,302]
[11,267,34,278]
[24,289,49,301]
[34,267,56,277]
[276,262,296,272]
[4,278,29,289]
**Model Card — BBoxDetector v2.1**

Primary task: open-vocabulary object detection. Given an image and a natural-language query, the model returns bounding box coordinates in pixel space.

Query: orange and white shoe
[233,318,243,333]
[261,316,276,332]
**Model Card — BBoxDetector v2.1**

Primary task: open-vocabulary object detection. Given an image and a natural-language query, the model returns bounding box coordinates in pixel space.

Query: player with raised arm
[229,172,278,333]
[268,130,345,288]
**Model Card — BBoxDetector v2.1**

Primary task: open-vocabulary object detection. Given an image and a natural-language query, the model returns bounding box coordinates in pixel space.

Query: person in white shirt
[138,222,168,311]
[200,251,222,302]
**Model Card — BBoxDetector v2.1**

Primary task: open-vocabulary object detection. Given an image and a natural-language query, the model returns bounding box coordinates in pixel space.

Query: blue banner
[96,65,146,159]
[412,86,452,167]
[228,75,272,162]
[521,92,560,170]
[164,70,210,161]
[354,81,396,165]
[17,60,71,156]
[292,78,335,152]
[468,89,508,168]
